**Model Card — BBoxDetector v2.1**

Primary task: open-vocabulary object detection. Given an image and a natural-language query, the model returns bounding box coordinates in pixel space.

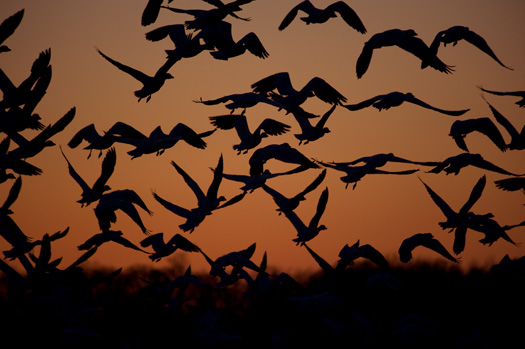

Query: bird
[77,230,150,254]
[141,0,171,26]
[494,177,525,192]
[292,103,337,145]
[198,242,260,281]
[419,175,486,254]
[278,0,366,34]
[140,232,201,262]
[248,142,319,176]
[482,98,525,150]
[398,233,458,263]
[96,48,175,102]
[330,152,440,169]
[94,189,153,234]
[195,92,291,115]
[429,26,512,70]
[262,169,326,215]
[60,147,116,207]
[478,86,525,108]
[342,91,469,116]
[218,166,308,193]
[160,0,254,30]
[208,113,290,154]
[448,117,508,153]
[336,240,389,270]
[466,213,517,248]
[146,24,210,61]
[0,137,42,181]
[0,9,24,53]
[356,28,454,79]
[283,187,329,245]
[196,21,269,60]
[427,153,523,177]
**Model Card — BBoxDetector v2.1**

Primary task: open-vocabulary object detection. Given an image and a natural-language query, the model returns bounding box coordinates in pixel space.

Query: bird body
[285,187,328,245]
[146,24,210,60]
[336,240,389,269]
[140,232,201,261]
[398,233,458,263]
[449,117,508,152]
[428,153,523,176]
[248,142,319,176]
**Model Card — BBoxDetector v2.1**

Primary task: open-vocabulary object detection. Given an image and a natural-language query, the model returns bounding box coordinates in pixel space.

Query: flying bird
[342,91,469,116]
[218,166,308,193]
[448,117,508,153]
[0,138,42,181]
[146,24,210,61]
[427,153,523,176]
[209,113,290,154]
[140,232,201,262]
[292,104,337,145]
[356,28,454,79]
[429,26,512,70]
[141,0,172,26]
[0,9,24,53]
[336,240,389,270]
[483,98,525,150]
[96,48,176,102]
[195,92,290,115]
[398,233,458,263]
[60,147,116,207]
[77,230,150,254]
[478,86,525,108]
[494,177,525,192]
[278,0,366,34]
[330,152,440,169]
[248,142,319,176]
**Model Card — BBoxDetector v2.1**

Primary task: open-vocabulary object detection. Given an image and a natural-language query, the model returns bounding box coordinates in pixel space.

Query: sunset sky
[1,0,524,276]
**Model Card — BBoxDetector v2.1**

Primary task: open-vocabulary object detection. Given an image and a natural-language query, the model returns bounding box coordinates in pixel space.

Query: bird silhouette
[331,152,440,169]
[494,176,525,192]
[195,92,291,115]
[77,230,150,253]
[466,213,517,248]
[60,147,116,207]
[96,48,175,102]
[141,0,171,26]
[419,175,486,254]
[336,240,389,270]
[449,117,508,153]
[262,169,326,215]
[140,232,201,262]
[398,233,458,263]
[427,153,523,176]
[94,189,153,234]
[209,113,290,154]
[356,28,454,79]
[0,9,24,53]
[482,98,525,150]
[292,104,337,145]
[283,187,329,245]
[278,0,366,34]
[478,86,525,108]
[146,24,210,61]
[198,242,260,282]
[218,166,308,193]
[343,91,469,116]
[429,26,512,70]
[0,137,42,181]
[248,142,319,176]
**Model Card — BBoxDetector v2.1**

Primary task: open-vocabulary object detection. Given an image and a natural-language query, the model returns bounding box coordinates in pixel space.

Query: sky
[1,0,524,276]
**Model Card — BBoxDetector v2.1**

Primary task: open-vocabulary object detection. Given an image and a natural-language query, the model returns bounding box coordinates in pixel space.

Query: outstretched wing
[96,48,150,85]
[405,94,469,116]
[327,1,366,34]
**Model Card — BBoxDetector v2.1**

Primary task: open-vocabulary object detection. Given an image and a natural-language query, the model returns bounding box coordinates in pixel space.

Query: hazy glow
[1,0,524,275]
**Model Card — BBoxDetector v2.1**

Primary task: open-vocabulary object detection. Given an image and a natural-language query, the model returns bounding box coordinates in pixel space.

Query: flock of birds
[1,2,525,345]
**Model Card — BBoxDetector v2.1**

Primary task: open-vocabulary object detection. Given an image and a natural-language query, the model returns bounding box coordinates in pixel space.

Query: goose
[60,147,116,207]
[483,98,525,150]
[0,9,24,53]
[77,230,150,253]
[332,152,440,169]
[196,21,269,60]
[316,159,418,189]
[248,142,319,176]
[96,48,175,102]
[398,233,458,263]
[283,187,328,246]
[160,0,254,30]
[343,91,469,116]
[427,153,523,176]
[209,113,290,154]
[356,29,454,79]
[494,176,525,192]
[218,166,307,193]
[478,86,525,108]
[146,24,210,61]
[466,213,517,248]
[195,92,292,115]
[152,190,209,233]
[449,117,508,152]
[94,189,153,234]
[3,227,68,261]
[429,26,512,70]
[140,232,201,261]
[262,169,326,215]
[278,0,366,33]
[292,104,336,145]
[0,138,42,181]
[419,175,486,254]
[336,240,389,269]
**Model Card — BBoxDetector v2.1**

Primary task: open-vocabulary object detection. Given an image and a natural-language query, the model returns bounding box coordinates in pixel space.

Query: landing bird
[284,187,329,246]
[478,86,525,108]
[356,28,454,79]
[427,153,523,177]
[161,0,254,30]
[494,177,525,192]
[249,143,319,176]
[77,230,150,254]
[94,189,153,234]
[262,169,326,215]
[196,21,269,60]
[398,233,458,263]
[278,0,366,34]
[96,48,175,102]
[419,175,486,254]
[293,104,336,145]
[449,117,508,153]
[146,24,210,61]
[209,113,290,154]
[483,98,525,150]
[60,147,116,207]
[140,232,201,262]
[429,26,512,70]
[342,91,469,116]
[0,9,24,53]
[336,240,389,270]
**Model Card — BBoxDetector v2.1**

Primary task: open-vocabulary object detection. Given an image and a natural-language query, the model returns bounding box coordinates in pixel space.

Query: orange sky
[1,0,524,276]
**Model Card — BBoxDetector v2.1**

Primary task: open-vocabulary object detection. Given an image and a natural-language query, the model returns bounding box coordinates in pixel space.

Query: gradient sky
[1,0,524,276]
